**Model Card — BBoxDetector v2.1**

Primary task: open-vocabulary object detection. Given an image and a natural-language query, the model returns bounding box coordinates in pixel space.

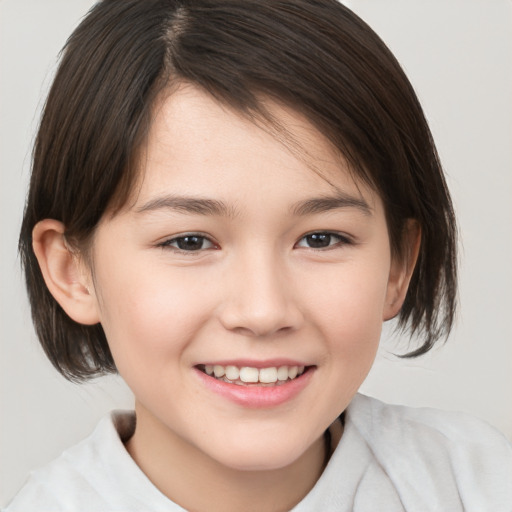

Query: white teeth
[277,366,289,381]
[239,367,259,383]
[225,365,240,381]
[203,364,306,384]
[259,367,278,383]
[213,365,225,378]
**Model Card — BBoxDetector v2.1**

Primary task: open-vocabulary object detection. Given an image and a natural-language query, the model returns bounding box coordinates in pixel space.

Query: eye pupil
[177,236,204,251]
[306,233,331,248]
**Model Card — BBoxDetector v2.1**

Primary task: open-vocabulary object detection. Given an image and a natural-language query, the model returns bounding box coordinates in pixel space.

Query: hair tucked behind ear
[20,0,457,381]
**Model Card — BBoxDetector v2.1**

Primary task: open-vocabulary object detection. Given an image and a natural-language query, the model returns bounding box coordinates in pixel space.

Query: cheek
[92,257,213,374]
[302,258,390,385]
[307,260,389,335]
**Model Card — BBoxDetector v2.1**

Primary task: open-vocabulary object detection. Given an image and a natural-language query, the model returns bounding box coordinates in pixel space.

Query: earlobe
[383,220,421,321]
[32,219,100,325]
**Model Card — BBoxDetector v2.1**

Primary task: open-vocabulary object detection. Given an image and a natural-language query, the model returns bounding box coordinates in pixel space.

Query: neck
[125,402,342,512]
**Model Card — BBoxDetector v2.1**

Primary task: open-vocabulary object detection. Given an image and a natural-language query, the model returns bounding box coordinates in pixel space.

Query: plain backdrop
[1,0,511,506]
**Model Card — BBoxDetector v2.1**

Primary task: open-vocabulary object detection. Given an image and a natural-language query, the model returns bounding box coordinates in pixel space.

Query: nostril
[217,269,304,336]
[219,309,304,338]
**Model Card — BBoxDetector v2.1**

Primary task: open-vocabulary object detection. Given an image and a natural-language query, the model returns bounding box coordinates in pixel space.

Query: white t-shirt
[4,394,512,511]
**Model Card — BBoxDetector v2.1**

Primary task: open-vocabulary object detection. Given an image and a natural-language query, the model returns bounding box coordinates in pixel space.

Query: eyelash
[295,231,352,250]
[158,233,217,253]
[157,231,351,254]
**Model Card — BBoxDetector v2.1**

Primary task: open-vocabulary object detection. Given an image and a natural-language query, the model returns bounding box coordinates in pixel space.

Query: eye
[296,232,349,249]
[160,234,215,252]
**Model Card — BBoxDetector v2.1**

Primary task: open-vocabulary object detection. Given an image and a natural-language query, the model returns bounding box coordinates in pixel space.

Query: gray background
[1,0,511,505]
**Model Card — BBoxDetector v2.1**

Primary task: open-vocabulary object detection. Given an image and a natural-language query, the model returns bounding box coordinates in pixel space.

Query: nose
[218,251,304,337]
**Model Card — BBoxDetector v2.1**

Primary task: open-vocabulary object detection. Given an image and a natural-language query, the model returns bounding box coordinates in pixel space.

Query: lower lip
[194,367,314,409]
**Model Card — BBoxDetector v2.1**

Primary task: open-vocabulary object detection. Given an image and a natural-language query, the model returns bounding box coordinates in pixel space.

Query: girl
[5,1,512,510]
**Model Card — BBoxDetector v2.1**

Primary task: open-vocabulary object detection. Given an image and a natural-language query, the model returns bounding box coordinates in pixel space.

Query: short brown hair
[19,0,457,381]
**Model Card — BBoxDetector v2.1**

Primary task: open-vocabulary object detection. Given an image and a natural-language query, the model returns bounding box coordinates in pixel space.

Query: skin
[33,85,419,512]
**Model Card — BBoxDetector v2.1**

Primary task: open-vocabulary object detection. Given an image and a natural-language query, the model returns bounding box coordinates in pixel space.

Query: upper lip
[195,359,311,369]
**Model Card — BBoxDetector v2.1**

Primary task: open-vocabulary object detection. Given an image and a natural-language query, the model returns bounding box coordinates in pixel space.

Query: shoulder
[345,393,512,510]
[348,392,511,447]
[3,411,177,512]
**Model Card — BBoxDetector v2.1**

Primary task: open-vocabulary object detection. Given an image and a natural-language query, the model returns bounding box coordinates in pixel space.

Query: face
[88,85,407,471]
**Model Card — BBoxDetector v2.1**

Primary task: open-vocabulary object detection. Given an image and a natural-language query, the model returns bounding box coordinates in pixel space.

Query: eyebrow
[290,193,372,216]
[135,192,371,218]
[135,195,239,218]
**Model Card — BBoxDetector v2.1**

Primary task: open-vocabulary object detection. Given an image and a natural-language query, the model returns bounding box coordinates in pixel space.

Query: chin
[217,452,299,473]
[203,434,316,473]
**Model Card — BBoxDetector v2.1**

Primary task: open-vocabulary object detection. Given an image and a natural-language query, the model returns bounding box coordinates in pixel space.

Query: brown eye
[162,234,214,252]
[305,233,332,248]
[296,232,349,249]
[176,236,205,251]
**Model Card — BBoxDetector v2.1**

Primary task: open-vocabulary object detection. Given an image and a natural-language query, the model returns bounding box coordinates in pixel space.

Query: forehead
[129,84,379,213]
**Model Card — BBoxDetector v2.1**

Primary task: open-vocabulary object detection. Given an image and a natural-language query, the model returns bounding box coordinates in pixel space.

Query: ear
[32,219,100,325]
[383,220,421,321]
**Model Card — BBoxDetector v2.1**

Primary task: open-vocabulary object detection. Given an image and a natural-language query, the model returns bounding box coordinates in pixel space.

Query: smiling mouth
[197,364,309,386]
